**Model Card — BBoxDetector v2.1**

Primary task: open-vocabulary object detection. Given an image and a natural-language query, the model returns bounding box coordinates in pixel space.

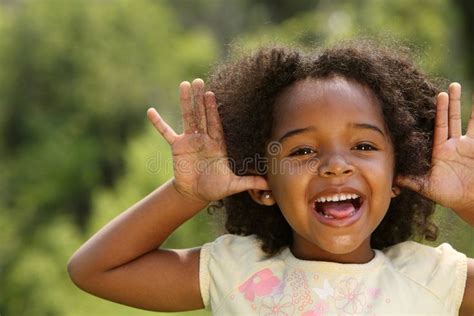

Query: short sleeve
[429,243,468,311]
[199,241,212,309]
[197,234,266,312]
[385,241,468,312]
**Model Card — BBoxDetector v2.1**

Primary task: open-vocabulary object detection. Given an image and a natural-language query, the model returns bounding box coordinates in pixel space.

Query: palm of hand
[170,133,238,202]
[147,79,267,203]
[428,136,474,210]
[398,83,474,214]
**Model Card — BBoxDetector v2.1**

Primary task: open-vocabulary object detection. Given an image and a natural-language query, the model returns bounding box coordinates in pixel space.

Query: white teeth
[316,193,360,203]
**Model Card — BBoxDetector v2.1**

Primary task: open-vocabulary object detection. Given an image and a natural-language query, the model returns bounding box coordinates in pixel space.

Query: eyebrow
[277,123,385,143]
[277,126,316,143]
[351,123,385,137]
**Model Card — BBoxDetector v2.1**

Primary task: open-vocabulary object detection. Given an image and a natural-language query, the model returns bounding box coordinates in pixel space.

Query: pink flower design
[302,301,329,316]
[259,294,294,316]
[239,268,281,301]
[334,278,367,314]
[368,287,381,299]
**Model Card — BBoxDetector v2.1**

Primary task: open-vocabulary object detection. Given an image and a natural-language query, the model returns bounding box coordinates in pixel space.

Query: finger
[466,93,474,138]
[192,78,207,134]
[179,81,195,134]
[395,174,426,194]
[448,82,462,138]
[204,91,224,140]
[147,108,178,144]
[230,175,270,194]
[433,92,449,146]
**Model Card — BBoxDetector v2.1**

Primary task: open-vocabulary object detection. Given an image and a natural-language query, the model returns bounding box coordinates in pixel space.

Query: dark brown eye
[290,147,315,156]
[354,143,377,151]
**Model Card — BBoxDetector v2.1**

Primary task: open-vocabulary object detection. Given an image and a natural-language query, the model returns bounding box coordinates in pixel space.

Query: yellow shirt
[199,234,467,315]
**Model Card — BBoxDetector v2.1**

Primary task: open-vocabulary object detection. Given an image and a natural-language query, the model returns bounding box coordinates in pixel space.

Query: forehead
[272,77,385,134]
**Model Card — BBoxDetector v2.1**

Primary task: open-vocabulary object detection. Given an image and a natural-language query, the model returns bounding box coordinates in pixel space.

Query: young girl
[68,43,474,315]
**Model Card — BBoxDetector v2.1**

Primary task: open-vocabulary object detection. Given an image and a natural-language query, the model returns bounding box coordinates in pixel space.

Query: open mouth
[314,195,362,220]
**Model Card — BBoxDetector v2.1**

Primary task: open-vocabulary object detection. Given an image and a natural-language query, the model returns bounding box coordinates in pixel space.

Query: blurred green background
[0,0,473,315]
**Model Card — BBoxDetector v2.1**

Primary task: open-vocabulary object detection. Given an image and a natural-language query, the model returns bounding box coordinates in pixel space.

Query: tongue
[319,201,356,219]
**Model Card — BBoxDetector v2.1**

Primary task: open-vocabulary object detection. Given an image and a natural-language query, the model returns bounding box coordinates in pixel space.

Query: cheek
[268,172,303,195]
[267,160,311,200]
[367,162,395,207]
[359,158,394,208]
[269,157,318,177]
[362,154,395,181]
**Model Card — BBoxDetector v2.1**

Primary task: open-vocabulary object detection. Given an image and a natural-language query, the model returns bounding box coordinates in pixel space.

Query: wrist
[452,204,474,227]
[169,178,210,209]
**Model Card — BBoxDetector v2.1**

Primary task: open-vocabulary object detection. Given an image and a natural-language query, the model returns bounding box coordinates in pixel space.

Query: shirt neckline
[279,247,385,273]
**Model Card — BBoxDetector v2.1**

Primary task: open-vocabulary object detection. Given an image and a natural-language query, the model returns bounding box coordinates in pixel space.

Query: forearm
[68,178,208,275]
[453,206,474,227]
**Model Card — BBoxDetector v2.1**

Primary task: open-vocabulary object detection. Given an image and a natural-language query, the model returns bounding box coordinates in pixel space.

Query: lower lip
[311,201,364,227]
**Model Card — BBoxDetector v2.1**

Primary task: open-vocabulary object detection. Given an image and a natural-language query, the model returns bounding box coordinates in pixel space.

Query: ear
[248,189,276,206]
[391,186,401,198]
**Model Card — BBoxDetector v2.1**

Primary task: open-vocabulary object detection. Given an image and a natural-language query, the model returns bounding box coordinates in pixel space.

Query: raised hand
[397,83,474,225]
[147,79,268,204]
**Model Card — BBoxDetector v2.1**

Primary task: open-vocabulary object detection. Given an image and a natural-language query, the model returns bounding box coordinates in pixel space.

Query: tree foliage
[0,0,216,314]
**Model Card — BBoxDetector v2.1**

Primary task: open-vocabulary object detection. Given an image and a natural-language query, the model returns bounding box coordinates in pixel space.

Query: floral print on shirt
[237,268,389,315]
[239,268,281,302]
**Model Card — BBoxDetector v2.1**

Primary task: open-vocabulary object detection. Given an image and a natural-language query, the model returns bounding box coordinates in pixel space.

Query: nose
[318,154,354,177]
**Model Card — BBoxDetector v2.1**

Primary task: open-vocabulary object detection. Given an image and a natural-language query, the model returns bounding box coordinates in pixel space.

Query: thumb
[395,174,427,194]
[230,175,270,194]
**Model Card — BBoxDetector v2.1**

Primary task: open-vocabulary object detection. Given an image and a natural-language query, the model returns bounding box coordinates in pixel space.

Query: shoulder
[383,240,467,272]
[383,240,465,266]
[201,234,268,266]
[383,241,467,311]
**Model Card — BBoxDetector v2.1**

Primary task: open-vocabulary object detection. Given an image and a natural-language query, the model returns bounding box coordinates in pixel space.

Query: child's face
[266,77,396,262]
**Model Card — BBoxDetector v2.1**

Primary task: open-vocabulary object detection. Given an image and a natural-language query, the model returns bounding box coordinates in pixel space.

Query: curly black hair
[208,41,439,255]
